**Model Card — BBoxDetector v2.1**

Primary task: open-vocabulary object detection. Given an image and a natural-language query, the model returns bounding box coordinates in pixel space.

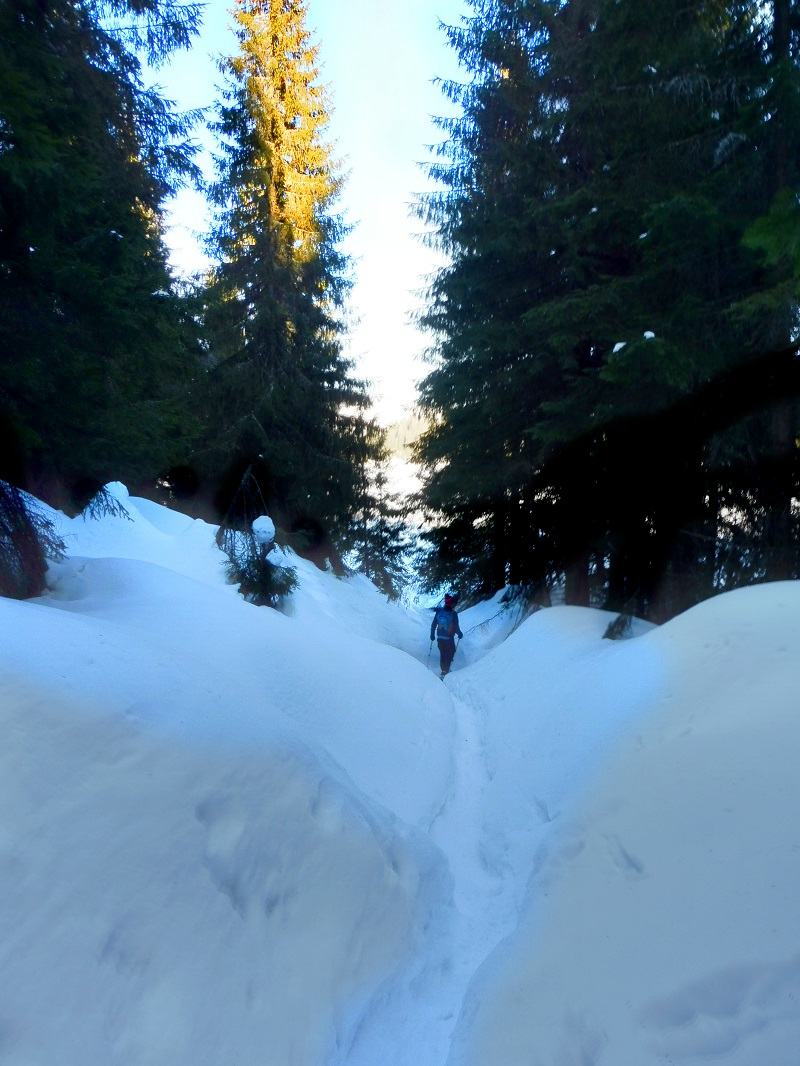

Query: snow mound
[46,488,228,589]
[0,486,457,1065]
[450,583,800,1066]
[3,484,800,1065]
[0,676,449,1066]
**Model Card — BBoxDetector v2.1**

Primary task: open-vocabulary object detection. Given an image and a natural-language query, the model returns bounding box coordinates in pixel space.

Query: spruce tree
[725,0,800,583]
[415,0,559,600]
[515,0,762,615]
[0,0,202,506]
[417,0,800,619]
[200,0,381,560]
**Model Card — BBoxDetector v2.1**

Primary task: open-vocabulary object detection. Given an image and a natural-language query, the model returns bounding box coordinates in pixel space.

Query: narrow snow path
[339,655,534,1066]
[340,601,640,1066]
[426,682,528,1027]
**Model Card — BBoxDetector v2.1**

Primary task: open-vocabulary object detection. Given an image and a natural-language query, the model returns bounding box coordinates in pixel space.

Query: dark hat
[444,593,455,606]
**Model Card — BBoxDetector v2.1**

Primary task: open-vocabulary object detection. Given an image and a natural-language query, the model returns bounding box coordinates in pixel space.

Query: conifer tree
[415,0,557,600]
[727,0,800,582]
[348,451,413,600]
[417,0,800,619]
[563,0,800,612]
[200,0,381,558]
[0,0,202,506]
[513,0,764,615]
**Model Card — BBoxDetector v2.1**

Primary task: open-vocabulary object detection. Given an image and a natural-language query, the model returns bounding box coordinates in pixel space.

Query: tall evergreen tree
[415,0,558,600]
[515,0,764,615]
[726,0,800,583]
[0,0,202,506]
[552,0,800,613]
[416,0,800,619]
[199,0,381,559]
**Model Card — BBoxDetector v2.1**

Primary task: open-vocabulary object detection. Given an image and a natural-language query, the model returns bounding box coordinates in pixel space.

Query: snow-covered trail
[341,600,666,1066]
[340,610,552,1066]
[0,480,664,1066]
[8,488,800,1066]
[338,683,522,1065]
[423,681,533,1056]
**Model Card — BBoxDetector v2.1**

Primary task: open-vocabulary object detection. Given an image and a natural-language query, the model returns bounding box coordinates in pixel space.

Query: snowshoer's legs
[438,637,455,676]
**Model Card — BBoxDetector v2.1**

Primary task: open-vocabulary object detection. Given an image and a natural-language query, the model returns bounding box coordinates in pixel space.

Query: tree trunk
[564,549,590,606]
[766,1,797,581]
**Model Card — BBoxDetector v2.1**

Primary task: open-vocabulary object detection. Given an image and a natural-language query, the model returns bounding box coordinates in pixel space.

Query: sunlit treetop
[217,0,341,262]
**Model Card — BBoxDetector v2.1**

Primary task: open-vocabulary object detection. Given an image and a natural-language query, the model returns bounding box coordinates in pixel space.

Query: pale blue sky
[158,0,468,424]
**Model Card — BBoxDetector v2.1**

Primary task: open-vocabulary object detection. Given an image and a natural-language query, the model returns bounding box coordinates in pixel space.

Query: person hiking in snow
[430,593,463,679]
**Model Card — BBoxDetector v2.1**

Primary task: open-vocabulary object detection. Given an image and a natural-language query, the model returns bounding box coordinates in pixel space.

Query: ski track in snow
[342,602,666,1065]
[341,660,539,1066]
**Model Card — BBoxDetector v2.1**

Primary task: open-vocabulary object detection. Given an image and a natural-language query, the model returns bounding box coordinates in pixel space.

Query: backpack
[436,608,456,640]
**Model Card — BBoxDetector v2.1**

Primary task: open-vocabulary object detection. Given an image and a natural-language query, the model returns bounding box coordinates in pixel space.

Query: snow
[451,587,800,1066]
[251,515,275,545]
[2,488,799,1065]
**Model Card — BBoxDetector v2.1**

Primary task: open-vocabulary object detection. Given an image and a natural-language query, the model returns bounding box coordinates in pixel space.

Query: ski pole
[427,640,433,667]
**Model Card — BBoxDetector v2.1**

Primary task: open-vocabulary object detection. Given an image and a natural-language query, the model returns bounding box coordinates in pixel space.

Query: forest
[415,0,800,622]
[0,0,407,600]
[2,0,800,622]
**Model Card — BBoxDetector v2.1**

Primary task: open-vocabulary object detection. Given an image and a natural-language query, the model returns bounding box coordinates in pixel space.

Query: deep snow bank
[0,487,455,1065]
[7,486,455,828]
[442,604,664,929]
[5,485,800,1066]
[449,582,800,1066]
[0,675,449,1066]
